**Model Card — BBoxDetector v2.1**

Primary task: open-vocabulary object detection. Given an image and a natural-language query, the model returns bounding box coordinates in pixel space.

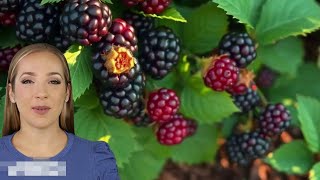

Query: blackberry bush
[138,26,181,79]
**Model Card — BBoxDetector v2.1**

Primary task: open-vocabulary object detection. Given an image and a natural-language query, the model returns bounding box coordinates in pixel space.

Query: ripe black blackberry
[232,87,260,113]
[129,100,152,127]
[0,0,20,12]
[138,26,181,79]
[92,46,141,89]
[226,131,270,166]
[218,31,256,68]
[95,18,138,54]
[16,0,60,43]
[59,0,112,46]
[0,45,21,72]
[99,73,145,118]
[256,66,279,89]
[258,103,291,137]
[49,30,71,52]
[123,11,155,39]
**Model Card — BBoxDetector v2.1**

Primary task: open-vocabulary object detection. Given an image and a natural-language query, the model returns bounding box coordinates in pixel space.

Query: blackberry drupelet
[218,31,257,68]
[95,18,138,53]
[59,0,112,46]
[123,10,155,39]
[138,26,180,79]
[258,103,291,137]
[232,87,260,112]
[92,46,141,89]
[99,73,145,118]
[16,0,60,43]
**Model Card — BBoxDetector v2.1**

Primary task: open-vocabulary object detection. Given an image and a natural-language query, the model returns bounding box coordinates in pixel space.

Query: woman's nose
[34,82,49,99]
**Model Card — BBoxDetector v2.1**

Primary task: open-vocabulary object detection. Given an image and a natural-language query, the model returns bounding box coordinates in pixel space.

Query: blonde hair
[2,43,74,136]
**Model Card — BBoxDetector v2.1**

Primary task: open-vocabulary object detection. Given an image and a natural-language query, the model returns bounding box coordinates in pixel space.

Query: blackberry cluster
[59,0,112,46]
[226,131,270,166]
[16,0,60,43]
[218,31,257,68]
[95,18,138,53]
[0,45,21,71]
[232,87,260,112]
[138,26,181,79]
[258,103,291,138]
[123,11,155,39]
[99,73,145,118]
[92,46,141,89]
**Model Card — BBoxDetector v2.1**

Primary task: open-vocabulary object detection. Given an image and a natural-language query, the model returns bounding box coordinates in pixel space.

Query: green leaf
[264,140,314,175]
[0,27,21,48]
[258,37,303,76]
[101,0,112,4]
[40,0,63,5]
[135,7,186,23]
[74,84,99,110]
[74,107,141,168]
[220,115,239,138]
[213,0,266,28]
[297,95,320,153]
[65,45,93,101]
[171,124,218,164]
[119,151,166,180]
[180,76,239,124]
[182,2,228,54]
[256,0,320,45]
[0,71,7,88]
[268,63,320,101]
[310,162,320,180]
[145,72,178,92]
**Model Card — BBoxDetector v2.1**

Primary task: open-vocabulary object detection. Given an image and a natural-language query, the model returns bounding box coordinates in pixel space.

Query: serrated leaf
[135,7,186,23]
[171,124,218,164]
[0,27,21,48]
[182,2,228,54]
[74,107,141,168]
[74,84,99,110]
[101,0,112,4]
[65,45,93,101]
[256,0,320,45]
[310,162,320,180]
[297,95,320,153]
[180,76,239,124]
[258,37,303,76]
[264,140,314,175]
[213,0,266,28]
[268,64,320,101]
[40,0,63,5]
[119,151,166,180]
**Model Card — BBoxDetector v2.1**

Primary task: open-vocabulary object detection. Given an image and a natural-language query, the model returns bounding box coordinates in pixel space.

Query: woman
[0,43,119,179]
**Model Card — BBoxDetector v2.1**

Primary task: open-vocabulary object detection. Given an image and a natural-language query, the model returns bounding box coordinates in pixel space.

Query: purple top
[0,131,120,180]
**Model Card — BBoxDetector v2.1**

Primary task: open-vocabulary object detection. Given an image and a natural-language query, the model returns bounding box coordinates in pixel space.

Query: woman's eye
[50,80,61,84]
[21,79,33,84]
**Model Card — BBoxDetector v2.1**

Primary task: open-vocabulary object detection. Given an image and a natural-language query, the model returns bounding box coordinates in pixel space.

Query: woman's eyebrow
[19,72,62,78]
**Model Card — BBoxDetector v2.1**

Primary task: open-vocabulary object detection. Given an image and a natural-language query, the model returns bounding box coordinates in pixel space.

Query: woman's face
[8,51,70,130]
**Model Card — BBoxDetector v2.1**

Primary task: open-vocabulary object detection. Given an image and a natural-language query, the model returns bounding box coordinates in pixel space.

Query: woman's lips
[32,106,50,115]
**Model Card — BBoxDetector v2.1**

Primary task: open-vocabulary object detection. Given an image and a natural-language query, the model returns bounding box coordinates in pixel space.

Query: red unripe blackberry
[59,0,112,46]
[0,45,21,72]
[218,31,257,68]
[258,103,291,137]
[16,0,60,43]
[96,18,138,53]
[147,88,180,123]
[121,0,144,7]
[0,11,16,26]
[203,55,239,91]
[232,86,260,113]
[92,46,141,89]
[140,0,171,14]
[156,115,188,145]
[227,69,255,95]
[123,11,155,39]
[172,114,198,137]
[226,131,270,166]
